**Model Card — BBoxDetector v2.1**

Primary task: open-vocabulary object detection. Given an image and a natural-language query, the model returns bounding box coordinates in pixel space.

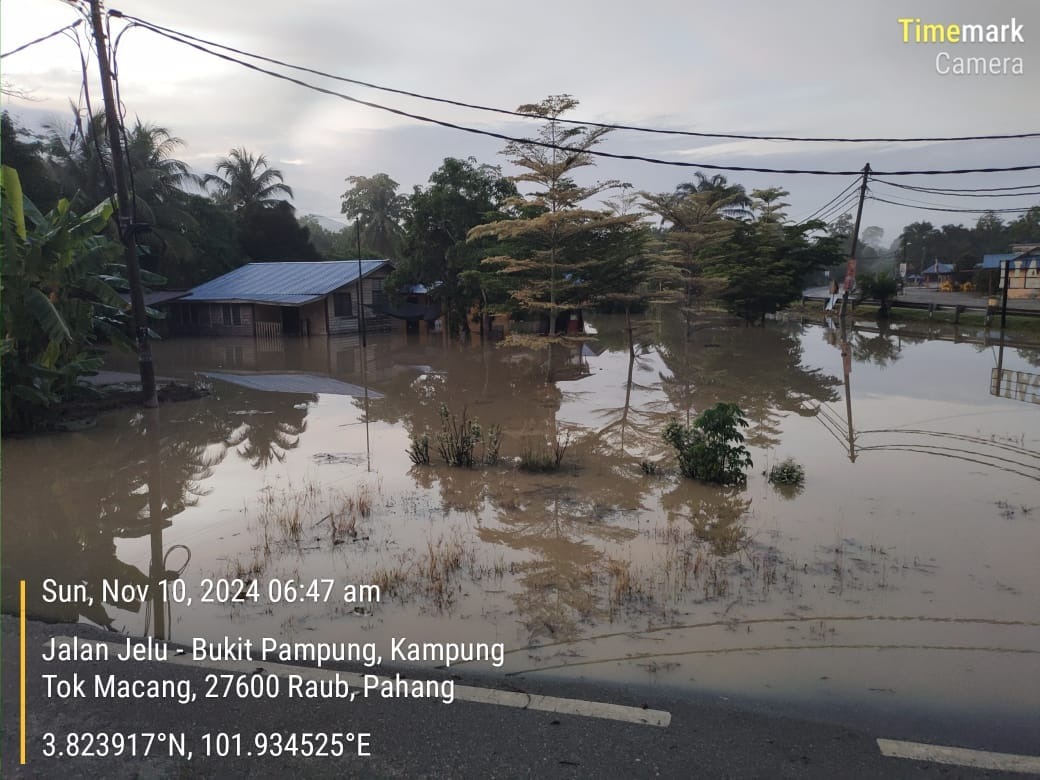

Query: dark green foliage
[298,216,379,260]
[237,201,321,261]
[1,112,60,208]
[710,219,842,325]
[397,157,518,335]
[663,403,753,484]
[856,271,900,316]
[1,167,129,432]
[156,194,247,288]
[894,211,1040,276]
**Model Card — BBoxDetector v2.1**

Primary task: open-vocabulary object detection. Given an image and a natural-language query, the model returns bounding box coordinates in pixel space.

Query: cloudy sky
[3,0,1038,248]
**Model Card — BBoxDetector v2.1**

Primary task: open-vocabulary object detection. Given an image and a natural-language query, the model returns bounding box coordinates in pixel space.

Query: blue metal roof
[922,262,954,274]
[183,260,389,305]
[981,253,1018,270]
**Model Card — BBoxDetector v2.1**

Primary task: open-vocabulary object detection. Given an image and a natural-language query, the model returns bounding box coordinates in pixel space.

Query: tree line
[4,94,1037,431]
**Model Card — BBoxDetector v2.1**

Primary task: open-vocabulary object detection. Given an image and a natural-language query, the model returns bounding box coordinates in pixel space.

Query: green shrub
[768,457,805,486]
[433,404,500,467]
[856,271,900,316]
[663,403,753,485]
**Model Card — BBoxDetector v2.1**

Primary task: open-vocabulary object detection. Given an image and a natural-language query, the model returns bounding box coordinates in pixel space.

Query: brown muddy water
[3,312,1039,733]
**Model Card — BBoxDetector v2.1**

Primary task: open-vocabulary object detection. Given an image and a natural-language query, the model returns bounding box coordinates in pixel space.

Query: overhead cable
[1,20,82,59]
[116,20,1040,177]
[872,179,1040,198]
[796,177,862,223]
[867,195,1037,214]
[111,12,1040,144]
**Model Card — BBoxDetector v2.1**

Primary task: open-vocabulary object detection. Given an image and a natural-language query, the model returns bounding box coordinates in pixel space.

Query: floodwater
[3,312,1039,743]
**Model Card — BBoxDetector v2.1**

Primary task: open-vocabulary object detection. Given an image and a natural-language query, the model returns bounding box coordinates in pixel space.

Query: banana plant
[1,166,129,431]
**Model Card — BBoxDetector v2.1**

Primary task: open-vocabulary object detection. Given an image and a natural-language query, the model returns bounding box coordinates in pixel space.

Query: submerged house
[169,260,393,337]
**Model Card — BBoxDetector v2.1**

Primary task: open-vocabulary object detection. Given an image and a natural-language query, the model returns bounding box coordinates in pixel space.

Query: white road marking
[878,738,1040,774]
[52,637,670,728]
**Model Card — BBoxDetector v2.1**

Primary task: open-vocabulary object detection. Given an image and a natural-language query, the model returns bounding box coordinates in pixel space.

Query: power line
[0,20,82,58]
[795,176,861,223]
[117,20,1040,178]
[815,191,863,225]
[111,12,1040,145]
[870,187,1040,211]
[867,195,1037,214]
[872,179,1040,198]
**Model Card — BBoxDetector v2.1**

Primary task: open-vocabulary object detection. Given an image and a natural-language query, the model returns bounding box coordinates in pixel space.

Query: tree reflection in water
[654,311,840,449]
[1,381,317,626]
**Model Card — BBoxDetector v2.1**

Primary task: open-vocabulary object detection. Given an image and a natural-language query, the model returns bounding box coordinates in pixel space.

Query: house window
[333,293,353,317]
[370,278,387,308]
[222,304,241,326]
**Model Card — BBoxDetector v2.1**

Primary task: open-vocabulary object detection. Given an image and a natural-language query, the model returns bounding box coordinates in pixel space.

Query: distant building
[920,262,954,284]
[981,244,1040,299]
[169,260,393,337]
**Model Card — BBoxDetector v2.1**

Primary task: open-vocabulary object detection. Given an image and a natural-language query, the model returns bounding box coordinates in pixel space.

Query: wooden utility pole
[88,0,157,406]
[840,163,871,320]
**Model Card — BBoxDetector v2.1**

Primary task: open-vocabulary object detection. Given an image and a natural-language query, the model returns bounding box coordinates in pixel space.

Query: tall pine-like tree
[468,95,637,341]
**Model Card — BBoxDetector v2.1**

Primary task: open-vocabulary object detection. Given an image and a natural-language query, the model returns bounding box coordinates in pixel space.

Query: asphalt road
[803,286,1040,312]
[3,618,1036,778]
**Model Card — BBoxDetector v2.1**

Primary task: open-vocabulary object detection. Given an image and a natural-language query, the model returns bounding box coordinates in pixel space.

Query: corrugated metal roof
[183,260,389,304]
[982,253,1019,269]
[203,371,384,398]
[119,290,189,306]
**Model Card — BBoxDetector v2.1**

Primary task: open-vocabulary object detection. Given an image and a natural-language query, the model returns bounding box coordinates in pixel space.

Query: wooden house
[169,260,393,337]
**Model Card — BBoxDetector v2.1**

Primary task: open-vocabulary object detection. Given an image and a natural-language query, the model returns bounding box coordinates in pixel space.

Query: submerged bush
[518,429,570,472]
[768,457,805,486]
[407,432,431,466]
[419,404,501,468]
[663,403,753,485]
[639,460,658,476]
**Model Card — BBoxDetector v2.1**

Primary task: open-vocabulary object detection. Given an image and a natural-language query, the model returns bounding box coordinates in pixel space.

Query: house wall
[170,302,254,336]
[1000,261,1040,299]
[170,270,395,336]
[300,299,328,336]
[253,304,283,338]
[327,272,392,335]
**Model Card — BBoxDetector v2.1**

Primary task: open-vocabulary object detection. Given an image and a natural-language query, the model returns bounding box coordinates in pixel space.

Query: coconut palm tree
[341,173,406,259]
[122,121,200,265]
[204,148,293,211]
[45,114,200,275]
[675,172,753,221]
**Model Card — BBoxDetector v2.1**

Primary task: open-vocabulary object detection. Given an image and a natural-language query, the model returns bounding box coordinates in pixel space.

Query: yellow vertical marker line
[20,579,27,765]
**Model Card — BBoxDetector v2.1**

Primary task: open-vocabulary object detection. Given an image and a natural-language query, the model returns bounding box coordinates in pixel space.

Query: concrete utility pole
[355,218,367,348]
[840,163,871,320]
[88,0,157,406]
[1000,259,1011,332]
